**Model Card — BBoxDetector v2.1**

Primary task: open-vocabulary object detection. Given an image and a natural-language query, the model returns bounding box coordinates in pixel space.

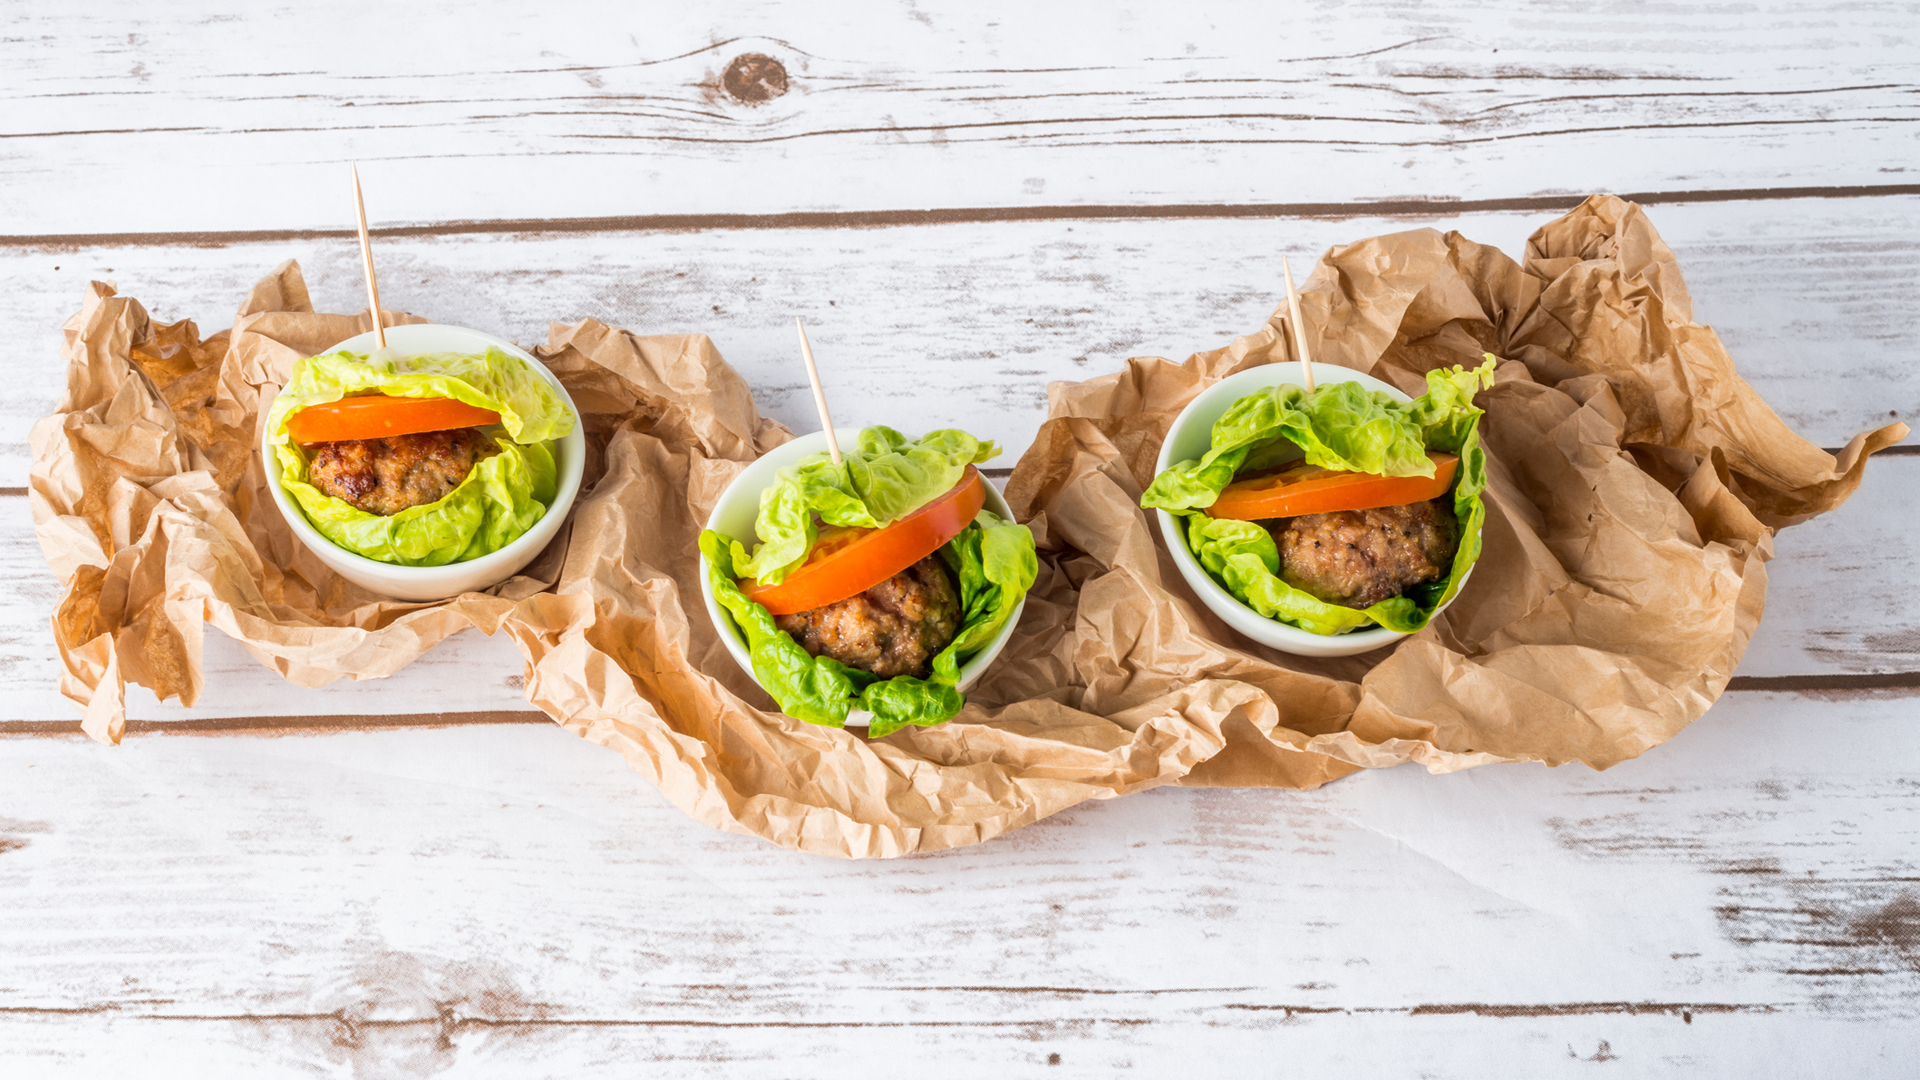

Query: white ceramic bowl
[1155,361,1472,658]
[700,428,1028,726]
[261,322,586,602]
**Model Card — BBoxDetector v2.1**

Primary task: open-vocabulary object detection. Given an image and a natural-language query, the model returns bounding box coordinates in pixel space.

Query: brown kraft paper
[1004,195,1904,783]
[30,196,1904,858]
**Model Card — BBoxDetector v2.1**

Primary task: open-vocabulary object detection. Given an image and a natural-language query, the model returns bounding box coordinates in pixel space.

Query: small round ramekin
[261,322,586,602]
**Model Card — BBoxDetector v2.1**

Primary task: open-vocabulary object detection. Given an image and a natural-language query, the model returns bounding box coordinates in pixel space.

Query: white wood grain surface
[3,2,1916,232]
[6,0,1918,1073]
[4,692,1918,1075]
[6,199,1915,480]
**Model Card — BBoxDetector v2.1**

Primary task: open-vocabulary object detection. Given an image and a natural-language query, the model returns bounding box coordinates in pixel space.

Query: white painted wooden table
[5,4,1918,1075]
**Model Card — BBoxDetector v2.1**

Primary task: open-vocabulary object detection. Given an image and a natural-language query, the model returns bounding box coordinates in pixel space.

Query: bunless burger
[307,427,498,517]
[267,347,575,566]
[774,557,962,680]
[700,427,1037,738]
[1141,358,1495,636]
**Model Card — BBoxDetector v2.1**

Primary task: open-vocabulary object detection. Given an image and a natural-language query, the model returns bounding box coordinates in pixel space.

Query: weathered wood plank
[1,1010,1911,1077]
[4,5,1912,1070]
[2,2,1916,233]
[0,498,539,724]
[2,690,1916,1073]
[1734,456,1920,680]
[6,198,1914,485]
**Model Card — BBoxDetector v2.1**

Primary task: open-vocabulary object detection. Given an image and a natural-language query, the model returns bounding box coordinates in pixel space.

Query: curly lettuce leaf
[702,511,1037,738]
[925,511,1040,689]
[700,530,869,727]
[846,427,1000,524]
[1180,512,1429,635]
[267,347,576,567]
[267,346,576,447]
[1150,358,1496,636]
[276,437,554,566]
[730,426,1000,586]
[857,677,967,738]
[1142,359,1495,511]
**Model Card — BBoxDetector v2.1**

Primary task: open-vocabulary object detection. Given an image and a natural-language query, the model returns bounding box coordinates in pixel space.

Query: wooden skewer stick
[1282,256,1314,392]
[795,317,843,465]
[351,163,386,350]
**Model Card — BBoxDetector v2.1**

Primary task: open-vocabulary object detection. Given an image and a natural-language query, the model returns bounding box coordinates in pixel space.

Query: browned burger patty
[774,557,962,680]
[1274,499,1457,609]
[307,427,497,516]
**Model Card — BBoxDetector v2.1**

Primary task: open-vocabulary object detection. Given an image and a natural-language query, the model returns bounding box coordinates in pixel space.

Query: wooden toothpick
[351,162,386,349]
[795,317,843,465]
[1282,256,1314,392]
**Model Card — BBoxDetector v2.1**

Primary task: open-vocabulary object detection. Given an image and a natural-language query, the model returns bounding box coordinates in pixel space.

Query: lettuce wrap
[267,346,577,566]
[703,427,1037,738]
[1142,358,1496,635]
[729,426,1001,585]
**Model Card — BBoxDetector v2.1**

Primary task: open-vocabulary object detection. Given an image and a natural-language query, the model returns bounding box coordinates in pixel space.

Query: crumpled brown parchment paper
[1003,195,1905,783]
[31,196,1904,858]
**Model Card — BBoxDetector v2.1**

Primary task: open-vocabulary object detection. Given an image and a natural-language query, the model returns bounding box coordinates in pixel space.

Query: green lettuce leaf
[925,511,1041,689]
[729,426,1000,586]
[1141,361,1493,512]
[700,531,870,727]
[702,511,1037,738]
[268,347,576,566]
[1148,358,1496,636]
[278,437,557,567]
[267,346,574,446]
[857,677,966,738]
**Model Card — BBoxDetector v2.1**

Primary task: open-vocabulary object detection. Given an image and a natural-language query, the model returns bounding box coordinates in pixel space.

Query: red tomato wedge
[1206,452,1459,520]
[287,394,502,444]
[742,466,987,616]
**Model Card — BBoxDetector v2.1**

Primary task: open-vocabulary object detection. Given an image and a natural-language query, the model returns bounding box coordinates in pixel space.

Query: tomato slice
[287,394,502,444]
[1206,452,1459,520]
[742,466,987,616]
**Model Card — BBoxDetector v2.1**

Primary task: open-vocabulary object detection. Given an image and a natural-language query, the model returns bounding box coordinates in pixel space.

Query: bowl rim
[259,322,587,581]
[1153,361,1471,656]
[698,427,1028,722]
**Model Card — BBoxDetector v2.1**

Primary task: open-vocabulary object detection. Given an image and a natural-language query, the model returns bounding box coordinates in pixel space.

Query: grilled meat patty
[774,556,962,680]
[1274,499,1457,609]
[307,427,497,516]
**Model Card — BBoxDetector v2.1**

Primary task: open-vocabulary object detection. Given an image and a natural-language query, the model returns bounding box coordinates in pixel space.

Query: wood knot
[721,53,788,104]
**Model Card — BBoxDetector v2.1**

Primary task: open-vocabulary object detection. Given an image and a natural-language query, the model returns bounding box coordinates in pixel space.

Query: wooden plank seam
[4,184,1918,248]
